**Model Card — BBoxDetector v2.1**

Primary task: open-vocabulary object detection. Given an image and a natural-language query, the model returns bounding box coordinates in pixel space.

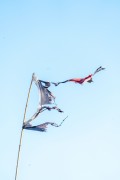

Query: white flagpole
[15,74,33,180]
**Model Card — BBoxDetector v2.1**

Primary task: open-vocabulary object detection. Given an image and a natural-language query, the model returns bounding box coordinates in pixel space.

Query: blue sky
[0,1,120,180]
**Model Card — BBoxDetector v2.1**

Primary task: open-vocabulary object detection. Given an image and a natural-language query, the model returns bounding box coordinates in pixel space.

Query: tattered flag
[52,66,105,86]
[32,74,55,106]
[26,74,64,124]
[23,116,68,132]
[25,106,63,124]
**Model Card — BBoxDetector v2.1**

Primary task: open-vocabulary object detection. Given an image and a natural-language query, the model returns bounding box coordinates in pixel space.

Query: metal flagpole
[15,74,34,180]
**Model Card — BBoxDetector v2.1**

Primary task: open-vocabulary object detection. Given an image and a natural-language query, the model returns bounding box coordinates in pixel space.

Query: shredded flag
[52,66,105,86]
[26,106,64,124]
[23,116,68,132]
[23,66,105,132]
[26,74,64,124]
[32,73,55,106]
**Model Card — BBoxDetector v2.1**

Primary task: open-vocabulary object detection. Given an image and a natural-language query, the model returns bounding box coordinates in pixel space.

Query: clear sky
[0,0,120,180]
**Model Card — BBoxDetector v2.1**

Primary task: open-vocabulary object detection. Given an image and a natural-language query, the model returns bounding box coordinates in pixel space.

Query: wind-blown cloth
[25,106,63,124]
[51,66,105,86]
[25,74,64,124]
[23,116,68,132]
[32,73,55,106]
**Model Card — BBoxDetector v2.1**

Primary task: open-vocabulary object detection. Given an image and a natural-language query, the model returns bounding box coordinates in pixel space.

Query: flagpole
[15,74,33,180]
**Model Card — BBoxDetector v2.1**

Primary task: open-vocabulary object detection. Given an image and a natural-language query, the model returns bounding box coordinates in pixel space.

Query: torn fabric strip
[32,74,55,106]
[52,66,105,86]
[23,116,68,132]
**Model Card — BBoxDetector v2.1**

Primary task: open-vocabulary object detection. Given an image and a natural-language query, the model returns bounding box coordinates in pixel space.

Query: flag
[52,66,105,86]
[23,116,68,132]
[25,106,63,124]
[32,74,55,106]
[25,74,64,125]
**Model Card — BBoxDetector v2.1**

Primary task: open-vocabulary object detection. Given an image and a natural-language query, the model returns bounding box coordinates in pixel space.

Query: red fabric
[69,74,92,84]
